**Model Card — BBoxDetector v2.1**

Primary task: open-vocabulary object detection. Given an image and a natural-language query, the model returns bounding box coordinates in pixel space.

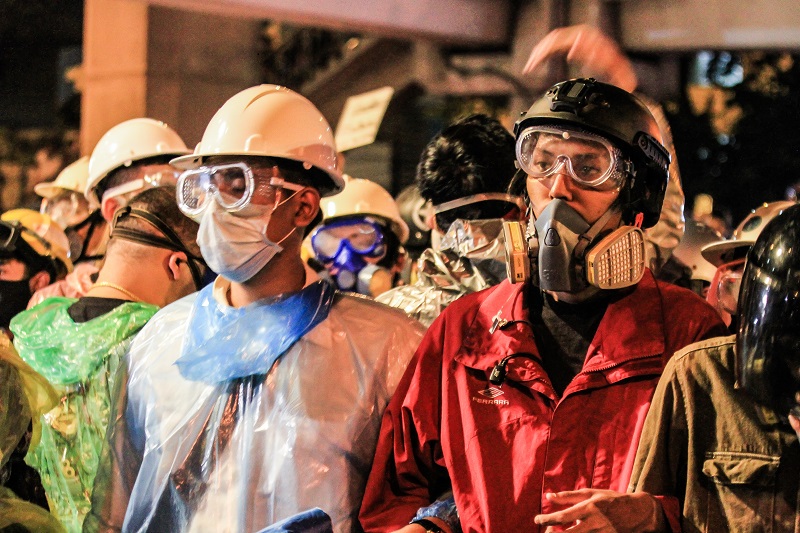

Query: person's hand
[789,413,800,439]
[533,489,666,532]
[523,24,638,93]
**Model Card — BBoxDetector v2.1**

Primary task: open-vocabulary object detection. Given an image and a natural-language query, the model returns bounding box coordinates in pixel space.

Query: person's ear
[28,270,52,292]
[166,252,187,281]
[425,212,438,232]
[101,196,123,223]
[293,188,321,230]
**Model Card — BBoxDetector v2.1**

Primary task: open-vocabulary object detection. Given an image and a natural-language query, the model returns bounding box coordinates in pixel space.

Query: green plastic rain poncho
[0,334,65,533]
[10,297,158,533]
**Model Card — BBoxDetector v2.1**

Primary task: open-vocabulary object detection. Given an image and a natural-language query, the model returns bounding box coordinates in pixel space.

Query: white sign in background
[334,86,395,152]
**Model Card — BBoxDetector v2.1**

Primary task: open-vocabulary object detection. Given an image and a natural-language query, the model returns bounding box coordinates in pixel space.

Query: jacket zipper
[580,352,661,374]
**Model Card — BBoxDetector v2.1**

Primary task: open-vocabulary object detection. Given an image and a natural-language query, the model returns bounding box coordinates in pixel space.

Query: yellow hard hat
[0,209,73,275]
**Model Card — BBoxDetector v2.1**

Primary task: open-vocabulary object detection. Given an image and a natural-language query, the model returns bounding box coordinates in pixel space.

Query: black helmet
[736,203,800,420]
[514,78,670,228]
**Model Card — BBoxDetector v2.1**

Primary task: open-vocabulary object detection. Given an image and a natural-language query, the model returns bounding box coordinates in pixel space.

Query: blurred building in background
[1,0,799,222]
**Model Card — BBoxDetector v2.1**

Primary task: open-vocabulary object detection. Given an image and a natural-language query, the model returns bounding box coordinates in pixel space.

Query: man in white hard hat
[310,176,409,297]
[36,156,107,264]
[85,118,189,225]
[28,157,109,307]
[13,186,206,533]
[85,85,424,533]
[27,119,190,309]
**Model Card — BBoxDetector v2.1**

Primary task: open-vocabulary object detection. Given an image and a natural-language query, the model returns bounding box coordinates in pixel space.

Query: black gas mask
[503,199,647,302]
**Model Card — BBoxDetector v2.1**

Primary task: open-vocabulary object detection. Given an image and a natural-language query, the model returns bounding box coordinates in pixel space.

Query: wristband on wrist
[411,518,446,533]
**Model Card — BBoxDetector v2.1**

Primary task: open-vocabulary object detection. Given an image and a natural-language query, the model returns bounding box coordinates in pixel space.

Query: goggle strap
[269,177,305,192]
[112,207,206,288]
[434,193,525,214]
[102,179,146,204]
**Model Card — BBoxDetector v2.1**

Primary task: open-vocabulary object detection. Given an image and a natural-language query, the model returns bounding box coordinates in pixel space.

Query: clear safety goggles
[177,162,305,218]
[101,170,181,204]
[709,258,746,316]
[310,217,386,261]
[40,191,91,229]
[516,126,630,191]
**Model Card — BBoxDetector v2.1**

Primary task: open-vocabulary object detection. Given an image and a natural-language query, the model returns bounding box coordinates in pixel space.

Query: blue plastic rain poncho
[10,297,158,533]
[85,267,425,533]
[257,508,332,533]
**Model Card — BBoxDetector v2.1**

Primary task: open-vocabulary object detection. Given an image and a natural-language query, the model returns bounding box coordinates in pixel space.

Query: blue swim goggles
[309,217,386,261]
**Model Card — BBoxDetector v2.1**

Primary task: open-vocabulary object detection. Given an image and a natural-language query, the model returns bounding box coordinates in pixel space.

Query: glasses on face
[40,191,90,229]
[710,258,746,316]
[516,126,629,191]
[310,218,386,261]
[177,162,304,219]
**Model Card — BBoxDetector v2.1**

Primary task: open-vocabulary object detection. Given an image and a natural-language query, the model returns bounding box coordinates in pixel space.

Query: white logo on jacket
[473,386,509,405]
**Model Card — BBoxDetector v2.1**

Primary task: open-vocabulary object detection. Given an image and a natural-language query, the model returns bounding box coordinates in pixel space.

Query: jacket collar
[455,269,666,381]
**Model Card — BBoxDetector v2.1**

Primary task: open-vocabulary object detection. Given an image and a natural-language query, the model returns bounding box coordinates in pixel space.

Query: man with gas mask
[11,186,206,533]
[620,203,800,532]
[29,118,190,307]
[377,114,525,327]
[84,85,424,533]
[359,79,726,533]
[311,176,409,297]
[0,209,72,335]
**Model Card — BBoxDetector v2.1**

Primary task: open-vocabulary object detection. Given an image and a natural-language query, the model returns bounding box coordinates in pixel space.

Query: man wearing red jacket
[359,78,727,533]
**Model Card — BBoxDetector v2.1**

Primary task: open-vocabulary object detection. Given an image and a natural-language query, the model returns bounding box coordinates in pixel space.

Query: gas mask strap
[574,209,618,261]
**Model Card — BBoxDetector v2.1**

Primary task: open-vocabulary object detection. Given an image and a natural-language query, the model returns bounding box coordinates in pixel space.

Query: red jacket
[360,271,727,533]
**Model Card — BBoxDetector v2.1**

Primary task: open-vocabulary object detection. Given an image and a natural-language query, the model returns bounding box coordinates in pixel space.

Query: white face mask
[196,200,295,283]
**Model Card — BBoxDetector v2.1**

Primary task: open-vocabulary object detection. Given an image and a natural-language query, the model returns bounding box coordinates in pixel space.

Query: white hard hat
[671,219,722,283]
[702,200,797,266]
[320,176,409,243]
[86,118,189,204]
[35,155,90,198]
[171,84,343,196]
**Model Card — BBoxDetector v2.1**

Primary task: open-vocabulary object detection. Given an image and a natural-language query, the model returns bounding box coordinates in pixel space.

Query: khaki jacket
[630,335,800,532]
